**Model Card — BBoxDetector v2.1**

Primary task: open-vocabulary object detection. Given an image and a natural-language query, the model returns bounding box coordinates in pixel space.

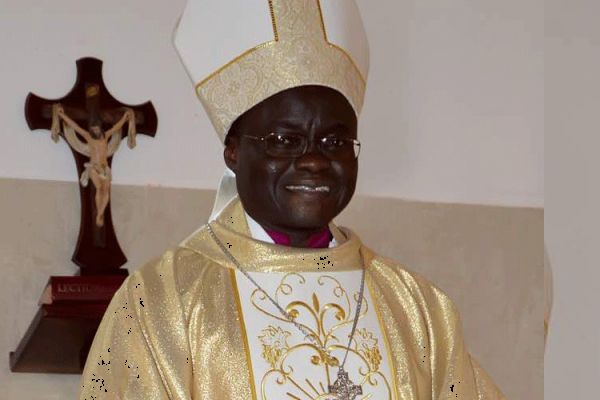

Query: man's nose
[293,139,330,172]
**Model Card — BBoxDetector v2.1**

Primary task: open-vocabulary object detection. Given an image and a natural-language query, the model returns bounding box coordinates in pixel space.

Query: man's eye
[271,134,302,148]
[276,134,292,145]
[323,136,345,148]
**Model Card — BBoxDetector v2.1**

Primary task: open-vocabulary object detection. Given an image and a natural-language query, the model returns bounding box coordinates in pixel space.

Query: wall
[0,0,543,208]
[544,0,600,398]
[358,0,543,207]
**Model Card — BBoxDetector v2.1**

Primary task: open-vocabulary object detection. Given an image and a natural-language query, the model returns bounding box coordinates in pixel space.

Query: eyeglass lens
[263,133,359,159]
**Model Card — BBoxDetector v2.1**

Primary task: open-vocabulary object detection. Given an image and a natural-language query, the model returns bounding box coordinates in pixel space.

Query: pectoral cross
[24,57,158,275]
[328,368,363,400]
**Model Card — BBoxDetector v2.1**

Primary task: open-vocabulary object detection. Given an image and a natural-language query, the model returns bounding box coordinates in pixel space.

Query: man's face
[224,85,358,234]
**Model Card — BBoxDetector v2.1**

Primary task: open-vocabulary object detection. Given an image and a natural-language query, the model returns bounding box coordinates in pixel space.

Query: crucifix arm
[55,106,93,142]
[105,108,135,139]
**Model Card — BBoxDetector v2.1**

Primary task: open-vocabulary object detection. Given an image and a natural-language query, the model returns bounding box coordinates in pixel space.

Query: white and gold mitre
[174,0,370,142]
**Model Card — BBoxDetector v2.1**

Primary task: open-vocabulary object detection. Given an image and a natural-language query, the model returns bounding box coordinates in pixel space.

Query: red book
[39,275,127,304]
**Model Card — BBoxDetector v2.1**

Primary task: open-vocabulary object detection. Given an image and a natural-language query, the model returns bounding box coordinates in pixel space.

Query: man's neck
[244,213,332,248]
[264,226,332,248]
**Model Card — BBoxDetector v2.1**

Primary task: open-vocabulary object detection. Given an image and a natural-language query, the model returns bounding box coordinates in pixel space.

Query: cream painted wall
[545,0,600,398]
[0,0,543,208]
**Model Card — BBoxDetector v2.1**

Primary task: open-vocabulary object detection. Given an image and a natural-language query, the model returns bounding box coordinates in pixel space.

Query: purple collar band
[265,226,333,249]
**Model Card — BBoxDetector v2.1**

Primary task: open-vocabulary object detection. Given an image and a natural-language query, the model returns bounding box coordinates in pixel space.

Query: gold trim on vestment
[181,199,365,273]
[367,276,400,399]
[230,269,259,400]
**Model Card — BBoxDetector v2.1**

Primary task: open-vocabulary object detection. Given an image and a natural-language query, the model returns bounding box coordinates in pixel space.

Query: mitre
[174,0,369,219]
[174,0,370,142]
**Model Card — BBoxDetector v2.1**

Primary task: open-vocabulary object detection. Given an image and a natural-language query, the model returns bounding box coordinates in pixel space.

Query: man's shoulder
[363,245,459,315]
[129,226,225,296]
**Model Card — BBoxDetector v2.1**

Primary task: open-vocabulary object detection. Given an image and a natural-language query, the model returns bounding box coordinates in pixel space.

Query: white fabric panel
[320,0,370,78]
[246,211,282,243]
[234,270,396,398]
[234,207,393,397]
[209,168,238,221]
[174,0,274,83]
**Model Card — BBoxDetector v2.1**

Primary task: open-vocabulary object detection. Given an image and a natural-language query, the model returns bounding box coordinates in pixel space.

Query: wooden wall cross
[10,57,158,374]
[24,57,158,275]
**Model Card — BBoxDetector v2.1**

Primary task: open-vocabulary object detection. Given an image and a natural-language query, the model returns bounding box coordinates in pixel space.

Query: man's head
[224,85,359,237]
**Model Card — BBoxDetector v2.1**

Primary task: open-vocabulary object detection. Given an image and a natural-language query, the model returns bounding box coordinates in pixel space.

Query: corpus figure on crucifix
[50,84,137,227]
[24,57,157,273]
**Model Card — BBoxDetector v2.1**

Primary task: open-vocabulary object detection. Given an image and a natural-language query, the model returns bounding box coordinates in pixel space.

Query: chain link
[207,223,365,370]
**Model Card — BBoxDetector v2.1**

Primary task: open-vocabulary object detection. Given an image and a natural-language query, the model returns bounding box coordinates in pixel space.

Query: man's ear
[223,135,239,173]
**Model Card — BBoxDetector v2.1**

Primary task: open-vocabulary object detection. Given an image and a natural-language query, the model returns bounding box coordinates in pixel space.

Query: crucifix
[10,57,158,373]
[329,369,363,400]
[24,57,157,275]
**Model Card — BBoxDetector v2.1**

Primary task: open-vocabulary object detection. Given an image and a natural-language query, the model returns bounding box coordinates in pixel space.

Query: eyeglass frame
[239,132,361,160]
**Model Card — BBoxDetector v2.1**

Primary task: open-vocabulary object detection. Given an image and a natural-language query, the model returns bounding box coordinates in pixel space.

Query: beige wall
[544,0,600,398]
[0,0,543,207]
[0,178,542,399]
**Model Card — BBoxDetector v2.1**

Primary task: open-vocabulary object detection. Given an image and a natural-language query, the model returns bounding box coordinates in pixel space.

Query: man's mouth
[285,185,331,193]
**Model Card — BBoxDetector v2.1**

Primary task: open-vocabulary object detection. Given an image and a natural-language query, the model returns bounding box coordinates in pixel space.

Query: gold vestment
[80,199,505,399]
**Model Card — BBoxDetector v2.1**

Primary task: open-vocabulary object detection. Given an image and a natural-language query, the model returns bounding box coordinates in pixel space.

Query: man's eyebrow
[321,122,350,132]
[269,120,350,133]
[276,120,305,129]
[267,119,308,131]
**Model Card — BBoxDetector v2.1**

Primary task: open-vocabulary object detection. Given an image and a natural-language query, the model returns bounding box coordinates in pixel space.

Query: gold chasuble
[80,1,506,398]
[80,198,505,400]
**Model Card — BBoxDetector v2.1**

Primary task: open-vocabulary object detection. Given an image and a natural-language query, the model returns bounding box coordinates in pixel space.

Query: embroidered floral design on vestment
[252,273,393,399]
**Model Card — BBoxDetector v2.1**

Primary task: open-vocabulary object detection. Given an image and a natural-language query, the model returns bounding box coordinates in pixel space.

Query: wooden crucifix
[24,57,158,275]
[10,57,158,374]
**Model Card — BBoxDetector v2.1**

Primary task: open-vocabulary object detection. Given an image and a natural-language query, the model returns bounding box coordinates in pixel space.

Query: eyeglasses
[241,132,361,160]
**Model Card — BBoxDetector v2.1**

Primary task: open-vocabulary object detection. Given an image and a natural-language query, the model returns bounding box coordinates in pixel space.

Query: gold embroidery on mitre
[268,0,280,41]
[195,0,367,142]
[251,273,393,400]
